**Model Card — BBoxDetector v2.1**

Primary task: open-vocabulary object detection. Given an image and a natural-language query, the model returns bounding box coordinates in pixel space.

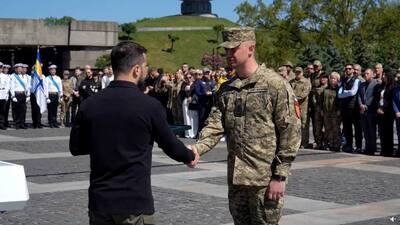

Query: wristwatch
[271,175,287,182]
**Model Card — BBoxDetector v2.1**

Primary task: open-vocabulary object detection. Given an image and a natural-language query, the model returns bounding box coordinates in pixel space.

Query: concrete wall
[69,21,118,46]
[0,19,68,46]
[0,19,118,47]
[68,49,111,68]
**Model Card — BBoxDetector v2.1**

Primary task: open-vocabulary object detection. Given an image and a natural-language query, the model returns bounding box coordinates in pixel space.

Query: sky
[1,0,264,24]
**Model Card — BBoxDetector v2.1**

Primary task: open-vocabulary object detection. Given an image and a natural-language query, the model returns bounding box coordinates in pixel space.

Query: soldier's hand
[396,112,400,119]
[12,97,18,103]
[26,97,30,103]
[267,180,286,201]
[186,145,200,168]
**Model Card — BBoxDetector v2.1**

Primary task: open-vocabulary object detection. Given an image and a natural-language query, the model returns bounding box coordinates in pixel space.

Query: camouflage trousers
[312,110,324,147]
[89,210,154,225]
[300,104,309,146]
[323,113,341,151]
[228,185,284,225]
[60,98,72,126]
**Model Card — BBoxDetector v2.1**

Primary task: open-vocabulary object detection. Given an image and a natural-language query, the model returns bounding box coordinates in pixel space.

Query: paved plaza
[0,127,399,225]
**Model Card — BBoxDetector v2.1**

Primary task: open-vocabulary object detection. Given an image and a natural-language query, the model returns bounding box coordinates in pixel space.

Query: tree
[119,23,136,40]
[95,53,111,69]
[234,0,400,70]
[167,34,180,53]
[213,24,225,43]
[44,16,75,26]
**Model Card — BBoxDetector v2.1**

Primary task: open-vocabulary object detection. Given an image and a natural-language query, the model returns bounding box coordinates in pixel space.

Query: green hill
[132,16,238,72]
[135,16,237,28]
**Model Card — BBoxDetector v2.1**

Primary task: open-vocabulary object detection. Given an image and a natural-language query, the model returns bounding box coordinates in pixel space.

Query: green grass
[133,30,223,72]
[135,16,237,28]
[117,16,238,72]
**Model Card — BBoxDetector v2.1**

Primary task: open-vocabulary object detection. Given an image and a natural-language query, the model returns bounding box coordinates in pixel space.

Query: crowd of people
[0,63,114,129]
[279,60,400,158]
[1,57,400,158]
[140,61,400,158]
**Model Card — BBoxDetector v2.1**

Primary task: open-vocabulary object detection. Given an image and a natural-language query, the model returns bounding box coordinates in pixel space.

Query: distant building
[0,18,118,72]
[181,0,216,17]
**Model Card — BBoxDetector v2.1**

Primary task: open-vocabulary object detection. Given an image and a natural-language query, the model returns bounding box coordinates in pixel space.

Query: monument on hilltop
[181,0,216,17]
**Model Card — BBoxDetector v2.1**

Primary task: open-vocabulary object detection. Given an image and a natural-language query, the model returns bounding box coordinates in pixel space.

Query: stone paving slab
[344,215,400,225]
[0,140,69,153]
[367,159,400,168]
[288,167,400,205]
[295,150,358,162]
[0,127,71,138]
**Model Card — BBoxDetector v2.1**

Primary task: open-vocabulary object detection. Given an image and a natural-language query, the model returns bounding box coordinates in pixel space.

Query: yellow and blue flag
[32,48,47,113]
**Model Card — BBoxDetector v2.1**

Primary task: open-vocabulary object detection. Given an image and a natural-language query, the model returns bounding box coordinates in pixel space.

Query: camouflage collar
[227,64,265,89]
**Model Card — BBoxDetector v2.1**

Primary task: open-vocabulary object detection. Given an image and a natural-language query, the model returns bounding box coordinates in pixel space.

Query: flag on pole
[32,48,47,114]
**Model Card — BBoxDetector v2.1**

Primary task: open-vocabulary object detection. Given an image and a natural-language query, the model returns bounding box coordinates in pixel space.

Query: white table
[0,161,29,211]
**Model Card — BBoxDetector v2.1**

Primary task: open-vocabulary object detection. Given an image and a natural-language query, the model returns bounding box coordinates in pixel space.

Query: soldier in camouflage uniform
[283,61,295,80]
[277,66,288,80]
[60,70,74,127]
[190,28,301,225]
[309,60,325,149]
[322,72,341,151]
[290,67,311,148]
[312,73,329,149]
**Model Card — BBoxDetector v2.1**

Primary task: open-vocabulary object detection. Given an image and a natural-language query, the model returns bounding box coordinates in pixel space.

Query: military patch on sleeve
[294,96,301,119]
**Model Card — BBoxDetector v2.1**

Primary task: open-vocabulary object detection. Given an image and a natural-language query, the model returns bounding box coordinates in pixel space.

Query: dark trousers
[361,110,377,155]
[70,96,80,124]
[12,93,27,128]
[31,94,42,127]
[341,107,362,150]
[197,104,212,135]
[47,93,59,126]
[4,97,11,127]
[89,210,154,225]
[396,118,400,156]
[0,99,6,128]
[378,113,395,156]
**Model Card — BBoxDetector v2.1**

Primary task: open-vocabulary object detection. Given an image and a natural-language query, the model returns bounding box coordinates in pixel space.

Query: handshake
[186,145,200,168]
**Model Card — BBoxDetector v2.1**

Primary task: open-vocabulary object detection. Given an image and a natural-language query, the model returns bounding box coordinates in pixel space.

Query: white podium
[0,161,29,211]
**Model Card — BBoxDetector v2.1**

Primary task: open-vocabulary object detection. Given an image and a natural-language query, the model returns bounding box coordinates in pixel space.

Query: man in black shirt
[70,41,199,225]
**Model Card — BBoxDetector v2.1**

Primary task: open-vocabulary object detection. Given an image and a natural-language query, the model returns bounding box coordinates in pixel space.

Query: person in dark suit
[70,41,199,225]
[358,68,379,155]
[375,70,396,157]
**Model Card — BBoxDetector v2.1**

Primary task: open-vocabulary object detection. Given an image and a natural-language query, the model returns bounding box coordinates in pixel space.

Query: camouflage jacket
[194,64,301,186]
[289,77,311,104]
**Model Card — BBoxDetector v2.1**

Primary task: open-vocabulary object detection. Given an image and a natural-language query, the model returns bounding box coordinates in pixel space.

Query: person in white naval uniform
[0,62,10,129]
[44,65,63,128]
[10,63,31,129]
[2,64,12,128]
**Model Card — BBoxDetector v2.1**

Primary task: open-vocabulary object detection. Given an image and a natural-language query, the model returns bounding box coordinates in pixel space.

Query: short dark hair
[111,41,147,75]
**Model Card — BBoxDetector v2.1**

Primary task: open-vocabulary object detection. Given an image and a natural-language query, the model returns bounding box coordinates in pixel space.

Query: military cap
[14,63,23,68]
[0,62,3,67]
[278,66,287,75]
[295,67,303,73]
[203,67,211,73]
[284,61,294,68]
[3,64,11,69]
[48,64,57,69]
[219,27,256,49]
[22,64,29,68]
[313,60,322,66]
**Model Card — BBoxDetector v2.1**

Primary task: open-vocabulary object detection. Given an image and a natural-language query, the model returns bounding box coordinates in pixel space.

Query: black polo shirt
[70,80,194,214]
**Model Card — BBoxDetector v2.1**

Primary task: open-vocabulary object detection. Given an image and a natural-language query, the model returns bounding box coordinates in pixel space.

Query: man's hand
[396,112,400,119]
[360,104,367,114]
[186,145,200,168]
[266,180,286,201]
